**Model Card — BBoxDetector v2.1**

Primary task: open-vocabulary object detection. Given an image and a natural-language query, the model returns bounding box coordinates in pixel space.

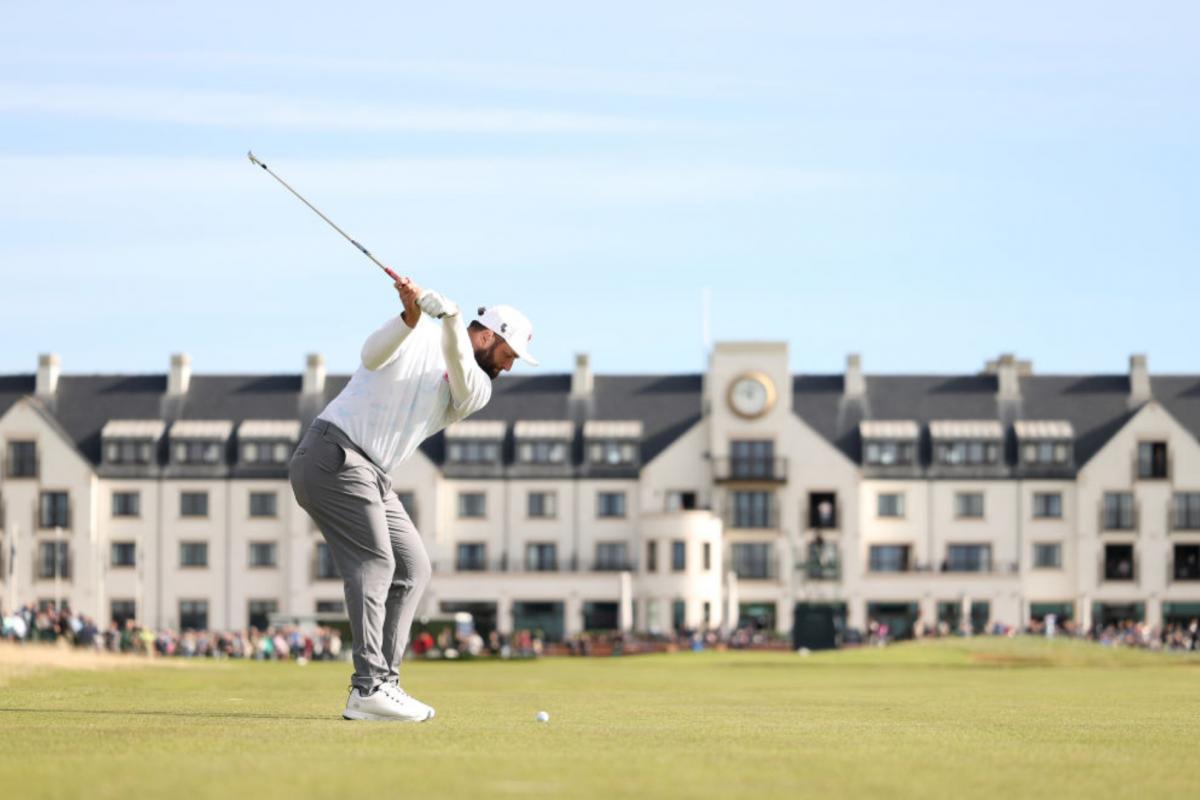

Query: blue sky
[1,1,1196,377]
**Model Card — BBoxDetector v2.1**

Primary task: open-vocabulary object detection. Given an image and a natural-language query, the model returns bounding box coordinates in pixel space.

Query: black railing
[713,457,788,482]
[722,506,780,530]
[731,562,779,580]
[798,560,841,580]
[1099,504,1138,531]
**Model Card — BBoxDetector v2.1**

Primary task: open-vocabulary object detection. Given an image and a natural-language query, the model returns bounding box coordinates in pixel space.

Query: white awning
[514,420,574,440]
[445,420,507,439]
[859,420,919,440]
[929,420,1004,439]
[1014,420,1074,439]
[101,419,166,439]
[238,419,302,440]
[169,420,234,440]
[583,420,643,439]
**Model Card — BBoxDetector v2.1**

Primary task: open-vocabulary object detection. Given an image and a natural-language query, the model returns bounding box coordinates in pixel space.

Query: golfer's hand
[396,277,422,326]
[417,289,459,319]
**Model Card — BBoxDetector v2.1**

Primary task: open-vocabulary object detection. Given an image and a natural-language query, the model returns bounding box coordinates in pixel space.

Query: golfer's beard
[474,343,502,380]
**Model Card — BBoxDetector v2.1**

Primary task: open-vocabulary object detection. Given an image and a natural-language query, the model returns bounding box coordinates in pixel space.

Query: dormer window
[1015,421,1074,467]
[583,421,642,467]
[237,420,301,465]
[930,421,1003,466]
[514,421,573,466]
[101,420,165,466]
[444,420,506,465]
[169,420,233,466]
[860,421,918,466]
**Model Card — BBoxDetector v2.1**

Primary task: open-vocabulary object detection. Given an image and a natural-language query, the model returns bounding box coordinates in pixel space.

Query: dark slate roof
[3,369,1199,473]
[793,373,1200,467]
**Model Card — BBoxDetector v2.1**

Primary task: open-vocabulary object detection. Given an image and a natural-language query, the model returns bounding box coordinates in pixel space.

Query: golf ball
[536,711,550,723]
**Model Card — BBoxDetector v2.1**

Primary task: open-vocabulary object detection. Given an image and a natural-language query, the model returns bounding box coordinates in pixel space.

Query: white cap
[477,305,539,366]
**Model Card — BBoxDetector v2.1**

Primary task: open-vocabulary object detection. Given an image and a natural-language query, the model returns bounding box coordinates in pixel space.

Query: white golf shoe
[342,683,435,722]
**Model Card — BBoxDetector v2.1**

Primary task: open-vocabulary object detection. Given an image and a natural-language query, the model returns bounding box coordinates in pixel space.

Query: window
[1137,442,1168,479]
[1033,492,1063,519]
[105,439,155,465]
[527,491,557,519]
[179,600,208,631]
[868,544,910,572]
[729,440,775,478]
[315,542,339,579]
[1022,441,1070,465]
[111,541,136,568]
[1102,492,1135,530]
[446,440,501,464]
[247,600,278,631]
[589,441,637,466]
[595,542,629,571]
[6,440,37,477]
[731,491,774,528]
[863,440,915,466]
[396,491,418,526]
[173,440,224,465]
[180,492,209,518]
[665,491,698,512]
[954,492,985,519]
[456,542,487,571]
[241,441,292,464]
[1103,544,1135,581]
[180,541,208,568]
[457,492,487,519]
[37,541,70,579]
[1173,544,1200,581]
[672,600,686,631]
[111,599,136,627]
[517,440,568,464]
[808,492,838,529]
[730,542,773,579]
[112,491,140,518]
[316,600,345,614]
[38,491,69,529]
[646,540,658,573]
[945,544,991,572]
[703,542,712,571]
[248,541,277,568]
[249,492,277,518]
[526,542,558,572]
[1173,493,1200,530]
[671,540,686,572]
[1033,542,1062,569]
[877,493,905,518]
[936,441,1000,466]
[597,492,627,519]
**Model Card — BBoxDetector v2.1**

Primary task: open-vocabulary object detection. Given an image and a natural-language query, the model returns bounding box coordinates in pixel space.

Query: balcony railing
[590,559,637,573]
[798,560,841,580]
[731,562,779,580]
[722,506,780,530]
[1099,555,1138,583]
[34,551,73,582]
[713,457,788,483]
[1169,499,1200,531]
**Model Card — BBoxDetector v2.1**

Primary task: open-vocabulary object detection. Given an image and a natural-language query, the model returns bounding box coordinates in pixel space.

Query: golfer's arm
[442,314,491,414]
[360,314,415,371]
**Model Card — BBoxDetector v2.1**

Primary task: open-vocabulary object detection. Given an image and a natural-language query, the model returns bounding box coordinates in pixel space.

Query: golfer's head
[470,305,539,380]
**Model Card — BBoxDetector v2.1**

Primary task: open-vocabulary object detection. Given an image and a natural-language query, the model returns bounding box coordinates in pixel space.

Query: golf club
[247,151,402,284]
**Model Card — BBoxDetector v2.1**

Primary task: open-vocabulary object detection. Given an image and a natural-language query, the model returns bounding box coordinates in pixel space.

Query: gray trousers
[289,418,432,693]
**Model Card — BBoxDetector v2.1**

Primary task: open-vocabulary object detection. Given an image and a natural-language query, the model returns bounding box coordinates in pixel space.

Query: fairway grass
[1,638,1197,799]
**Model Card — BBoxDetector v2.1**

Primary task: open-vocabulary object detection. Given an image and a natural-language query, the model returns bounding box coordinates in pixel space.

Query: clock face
[728,373,775,419]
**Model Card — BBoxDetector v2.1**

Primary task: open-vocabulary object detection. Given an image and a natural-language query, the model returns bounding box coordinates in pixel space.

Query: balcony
[730,562,779,581]
[798,560,841,581]
[722,506,780,530]
[1099,504,1138,532]
[713,457,788,483]
[589,559,637,573]
[1099,553,1138,583]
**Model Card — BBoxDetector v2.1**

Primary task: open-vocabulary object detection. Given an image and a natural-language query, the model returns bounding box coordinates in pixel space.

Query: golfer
[289,277,537,721]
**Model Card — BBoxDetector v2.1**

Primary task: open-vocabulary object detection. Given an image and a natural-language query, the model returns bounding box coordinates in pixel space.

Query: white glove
[417,289,459,319]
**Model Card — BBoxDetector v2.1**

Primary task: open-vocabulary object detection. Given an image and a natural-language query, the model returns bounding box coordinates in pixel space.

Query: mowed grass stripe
[1,639,1197,800]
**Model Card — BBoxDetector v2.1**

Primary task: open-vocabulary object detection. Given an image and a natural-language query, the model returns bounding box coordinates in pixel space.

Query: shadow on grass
[0,707,332,722]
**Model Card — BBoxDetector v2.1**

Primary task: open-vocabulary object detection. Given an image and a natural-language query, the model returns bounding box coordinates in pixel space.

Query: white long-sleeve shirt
[317,311,492,471]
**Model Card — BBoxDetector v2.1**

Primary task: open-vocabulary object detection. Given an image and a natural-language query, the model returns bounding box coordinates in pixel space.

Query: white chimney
[995,353,1020,401]
[844,353,864,398]
[303,353,326,396]
[571,353,593,397]
[169,353,191,396]
[36,353,60,397]
[1128,353,1151,408]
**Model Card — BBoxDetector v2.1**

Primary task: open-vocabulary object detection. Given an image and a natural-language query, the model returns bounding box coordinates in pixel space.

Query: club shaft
[248,152,400,282]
